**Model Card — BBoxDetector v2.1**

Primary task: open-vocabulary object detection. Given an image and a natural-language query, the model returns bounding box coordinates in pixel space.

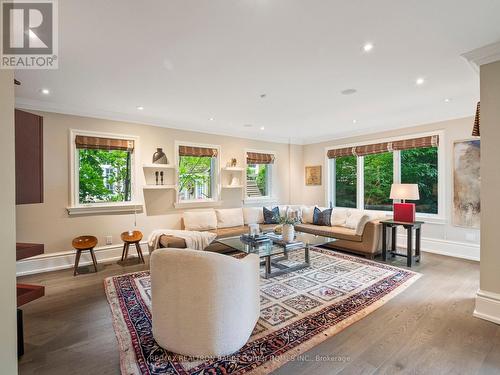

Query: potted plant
[275,215,299,243]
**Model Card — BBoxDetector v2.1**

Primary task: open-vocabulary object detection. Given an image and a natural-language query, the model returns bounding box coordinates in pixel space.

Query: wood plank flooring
[17,252,500,375]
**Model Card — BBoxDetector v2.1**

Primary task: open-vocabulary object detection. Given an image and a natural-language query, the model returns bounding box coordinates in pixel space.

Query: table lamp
[390,184,419,222]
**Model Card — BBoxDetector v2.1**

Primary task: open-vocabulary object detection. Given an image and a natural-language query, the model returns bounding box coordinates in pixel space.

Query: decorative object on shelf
[230,158,237,167]
[155,171,159,185]
[390,184,420,223]
[152,148,168,164]
[160,171,164,185]
[453,139,480,228]
[305,165,322,186]
[230,176,240,187]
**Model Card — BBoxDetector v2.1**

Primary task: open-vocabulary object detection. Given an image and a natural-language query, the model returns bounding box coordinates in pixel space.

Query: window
[177,144,219,202]
[334,156,357,208]
[364,152,393,211]
[246,151,275,199]
[328,135,440,215]
[401,147,438,214]
[246,164,271,197]
[74,134,135,205]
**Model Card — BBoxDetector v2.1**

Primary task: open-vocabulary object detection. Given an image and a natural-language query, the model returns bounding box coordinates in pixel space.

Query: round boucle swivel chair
[150,248,260,357]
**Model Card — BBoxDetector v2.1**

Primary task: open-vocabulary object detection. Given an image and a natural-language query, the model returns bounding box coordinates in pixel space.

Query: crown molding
[14,97,305,145]
[462,41,500,74]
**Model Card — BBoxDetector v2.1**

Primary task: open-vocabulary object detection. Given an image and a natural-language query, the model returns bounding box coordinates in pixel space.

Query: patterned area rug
[104,248,420,374]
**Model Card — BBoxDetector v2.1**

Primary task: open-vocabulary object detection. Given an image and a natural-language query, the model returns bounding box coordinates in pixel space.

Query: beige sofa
[158,206,384,258]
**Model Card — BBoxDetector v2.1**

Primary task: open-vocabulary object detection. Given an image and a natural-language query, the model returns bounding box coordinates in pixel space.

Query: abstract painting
[453,140,480,228]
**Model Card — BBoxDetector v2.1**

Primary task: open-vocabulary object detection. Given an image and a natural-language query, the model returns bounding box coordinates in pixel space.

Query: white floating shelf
[143,185,177,190]
[222,185,243,189]
[222,167,244,171]
[143,163,175,169]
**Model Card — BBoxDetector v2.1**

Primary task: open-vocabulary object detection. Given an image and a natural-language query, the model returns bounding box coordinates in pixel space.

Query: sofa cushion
[331,208,348,226]
[215,208,244,229]
[263,206,280,224]
[242,207,264,225]
[344,209,365,229]
[313,207,332,226]
[301,206,316,224]
[183,210,217,231]
[295,223,362,242]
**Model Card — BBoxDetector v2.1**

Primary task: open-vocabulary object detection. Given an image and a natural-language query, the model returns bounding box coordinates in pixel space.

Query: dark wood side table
[380,220,424,267]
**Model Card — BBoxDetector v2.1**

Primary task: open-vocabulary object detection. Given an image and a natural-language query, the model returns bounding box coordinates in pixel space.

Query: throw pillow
[301,206,316,224]
[183,210,218,231]
[215,208,244,229]
[263,206,280,224]
[313,207,332,226]
[344,209,365,229]
[242,207,264,224]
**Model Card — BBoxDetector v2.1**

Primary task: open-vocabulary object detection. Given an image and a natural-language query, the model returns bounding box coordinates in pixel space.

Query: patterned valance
[179,145,218,158]
[472,101,480,137]
[247,152,275,164]
[327,135,439,159]
[75,135,134,151]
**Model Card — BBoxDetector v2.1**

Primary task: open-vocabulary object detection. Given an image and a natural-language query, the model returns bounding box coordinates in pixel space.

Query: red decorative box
[393,203,416,223]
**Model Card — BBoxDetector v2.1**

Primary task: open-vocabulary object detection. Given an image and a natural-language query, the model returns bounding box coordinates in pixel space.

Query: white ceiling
[14,0,500,144]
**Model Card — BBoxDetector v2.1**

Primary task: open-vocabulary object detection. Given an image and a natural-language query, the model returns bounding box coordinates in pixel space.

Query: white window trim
[67,129,142,216]
[324,130,445,222]
[174,141,221,206]
[243,148,276,205]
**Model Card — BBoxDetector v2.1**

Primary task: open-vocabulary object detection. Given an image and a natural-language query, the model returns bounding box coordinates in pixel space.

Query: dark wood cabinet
[15,109,44,205]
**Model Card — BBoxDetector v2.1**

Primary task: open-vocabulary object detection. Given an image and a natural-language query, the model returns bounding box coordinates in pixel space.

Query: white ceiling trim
[462,41,500,73]
[15,98,305,145]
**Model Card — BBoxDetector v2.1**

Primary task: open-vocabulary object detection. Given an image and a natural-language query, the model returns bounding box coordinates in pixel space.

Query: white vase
[282,224,295,243]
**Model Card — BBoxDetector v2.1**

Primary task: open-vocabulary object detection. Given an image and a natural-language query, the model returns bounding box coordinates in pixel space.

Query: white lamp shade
[390,184,420,200]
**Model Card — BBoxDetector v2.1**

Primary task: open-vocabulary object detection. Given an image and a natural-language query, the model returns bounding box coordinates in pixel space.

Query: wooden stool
[120,230,144,264]
[72,236,98,276]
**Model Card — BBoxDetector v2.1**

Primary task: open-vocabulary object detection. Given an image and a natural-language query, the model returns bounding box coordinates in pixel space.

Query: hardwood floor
[17,252,500,375]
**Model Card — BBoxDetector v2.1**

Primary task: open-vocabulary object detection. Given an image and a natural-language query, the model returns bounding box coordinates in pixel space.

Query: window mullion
[357,156,364,210]
[394,150,401,184]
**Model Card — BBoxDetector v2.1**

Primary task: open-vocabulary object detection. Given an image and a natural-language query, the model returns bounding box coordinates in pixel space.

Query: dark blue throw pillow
[263,206,280,224]
[313,207,332,226]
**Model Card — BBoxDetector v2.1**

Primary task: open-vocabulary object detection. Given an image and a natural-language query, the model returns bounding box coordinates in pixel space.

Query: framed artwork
[453,139,480,228]
[305,165,322,186]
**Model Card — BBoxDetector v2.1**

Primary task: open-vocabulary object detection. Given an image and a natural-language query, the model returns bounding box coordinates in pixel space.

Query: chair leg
[89,248,98,273]
[135,242,144,264]
[120,242,127,261]
[73,250,82,276]
[124,243,130,261]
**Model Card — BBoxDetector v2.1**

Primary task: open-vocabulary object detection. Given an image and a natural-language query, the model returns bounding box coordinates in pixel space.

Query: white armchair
[150,248,260,357]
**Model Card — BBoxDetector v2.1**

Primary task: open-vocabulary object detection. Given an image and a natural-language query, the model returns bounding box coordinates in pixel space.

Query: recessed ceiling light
[40,88,50,95]
[341,89,357,95]
[209,117,215,121]
[260,94,267,98]
[260,126,265,130]
[444,98,451,103]
[416,77,425,86]
[363,43,374,52]
[136,106,144,110]
[352,119,357,124]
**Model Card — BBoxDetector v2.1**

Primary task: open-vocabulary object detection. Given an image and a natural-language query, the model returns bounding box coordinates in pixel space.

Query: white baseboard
[396,234,480,261]
[16,241,149,276]
[474,290,500,325]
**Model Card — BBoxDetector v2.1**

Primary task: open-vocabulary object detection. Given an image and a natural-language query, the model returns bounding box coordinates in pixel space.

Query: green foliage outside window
[247,164,269,196]
[78,149,131,204]
[178,156,213,200]
[401,147,438,214]
[364,152,393,211]
[335,156,357,208]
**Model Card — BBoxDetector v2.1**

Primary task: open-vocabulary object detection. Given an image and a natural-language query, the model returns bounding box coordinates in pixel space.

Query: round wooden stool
[120,230,144,264]
[72,235,98,276]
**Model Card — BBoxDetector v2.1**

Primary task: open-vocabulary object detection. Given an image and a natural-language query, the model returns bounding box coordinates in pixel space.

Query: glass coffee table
[217,231,336,278]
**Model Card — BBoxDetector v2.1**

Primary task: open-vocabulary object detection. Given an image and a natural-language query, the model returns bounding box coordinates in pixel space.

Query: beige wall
[16,111,302,253]
[300,117,480,250]
[0,72,18,372]
[479,61,500,295]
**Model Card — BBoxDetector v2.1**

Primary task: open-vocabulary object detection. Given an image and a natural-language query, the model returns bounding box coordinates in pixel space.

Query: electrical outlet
[105,236,113,245]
